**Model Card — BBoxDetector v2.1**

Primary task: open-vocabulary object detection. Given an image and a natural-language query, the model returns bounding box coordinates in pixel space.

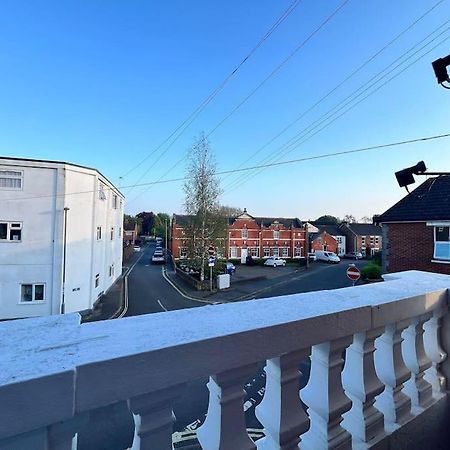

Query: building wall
[311,232,338,254]
[0,160,123,319]
[171,216,307,260]
[384,222,450,275]
[0,164,58,319]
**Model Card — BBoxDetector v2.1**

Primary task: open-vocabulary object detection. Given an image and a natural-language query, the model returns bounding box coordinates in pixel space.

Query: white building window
[112,194,118,209]
[434,226,450,260]
[99,182,107,200]
[20,283,45,302]
[273,247,279,257]
[263,247,270,257]
[0,222,22,241]
[230,247,237,258]
[295,247,302,257]
[282,247,289,257]
[180,247,187,258]
[0,170,23,190]
[273,230,280,240]
[110,227,114,240]
[251,247,259,257]
[95,274,100,288]
[97,226,102,240]
[241,228,248,239]
[109,264,115,277]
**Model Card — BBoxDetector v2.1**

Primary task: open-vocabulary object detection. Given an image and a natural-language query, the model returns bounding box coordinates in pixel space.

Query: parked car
[307,252,317,261]
[264,257,286,267]
[152,249,165,263]
[226,262,236,274]
[314,250,340,264]
[133,246,141,252]
[345,251,363,260]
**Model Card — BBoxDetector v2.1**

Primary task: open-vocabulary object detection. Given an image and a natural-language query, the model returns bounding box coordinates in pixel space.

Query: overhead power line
[220,0,447,186]
[126,0,351,205]
[120,0,304,195]
[224,23,450,193]
[3,133,450,203]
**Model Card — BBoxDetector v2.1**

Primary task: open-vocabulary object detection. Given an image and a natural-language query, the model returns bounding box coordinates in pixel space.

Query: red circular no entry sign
[347,265,361,281]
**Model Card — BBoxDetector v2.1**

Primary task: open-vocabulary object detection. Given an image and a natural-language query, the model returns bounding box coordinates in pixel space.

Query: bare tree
[342,214,357,223]
[219,205,243,217]
[183,134,227,281]
[360,216,373,224]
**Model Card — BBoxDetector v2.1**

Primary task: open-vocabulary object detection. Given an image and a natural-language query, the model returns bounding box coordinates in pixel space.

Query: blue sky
[1,0,449,220]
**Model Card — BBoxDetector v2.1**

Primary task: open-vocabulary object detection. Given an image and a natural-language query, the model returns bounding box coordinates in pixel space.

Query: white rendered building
[0,157,124,319]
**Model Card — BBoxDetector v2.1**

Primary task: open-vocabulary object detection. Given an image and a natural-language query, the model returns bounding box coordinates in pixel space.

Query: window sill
[431,259,450,265]
[0,240,22,243]
[18,301,45,305]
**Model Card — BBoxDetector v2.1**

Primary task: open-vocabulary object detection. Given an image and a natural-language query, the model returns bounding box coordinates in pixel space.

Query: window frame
[282,247,289,258]
[273,247,280,257]
[0,221,22,242]
[180,247,188,258]
[263,247,270,258]
[241,228,248,239]
[95,273,100,288]
[230,247,237,258]
[97,226,102,240]
[19,283,45,303]
[295,247,302,257]
[110,226,114,240]
[0,169,23,190]
[273,230,280,240]
[434,226,450,261]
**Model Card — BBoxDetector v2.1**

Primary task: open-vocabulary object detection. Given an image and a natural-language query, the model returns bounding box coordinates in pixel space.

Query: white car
[152,249,165,263]
[307,252,317,261]
[315,250,340,264]
[264,257,286,267]
[133,246,141,252]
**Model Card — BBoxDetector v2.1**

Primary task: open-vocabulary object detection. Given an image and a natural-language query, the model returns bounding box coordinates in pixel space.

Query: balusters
[402,313,433,412]
[47,413,89,450]
[374,320,412,432]
[128,384,185,450]
[424,306,448,393]
[197,364,256,450]
[342,328,385,445]
[300,337,352,450]
[255,349,310,450]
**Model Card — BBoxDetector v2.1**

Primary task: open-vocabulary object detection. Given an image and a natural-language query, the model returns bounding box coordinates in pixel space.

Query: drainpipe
[61,207,70,314]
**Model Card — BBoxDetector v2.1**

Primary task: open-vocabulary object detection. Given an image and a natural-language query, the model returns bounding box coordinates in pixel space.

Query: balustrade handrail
[0,270,449,443]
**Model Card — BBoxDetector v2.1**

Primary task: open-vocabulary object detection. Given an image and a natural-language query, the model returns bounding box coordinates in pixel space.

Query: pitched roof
[341,223,382,236]
[378,176,450,223]
[173,214,303,228]
[311,224,344,236]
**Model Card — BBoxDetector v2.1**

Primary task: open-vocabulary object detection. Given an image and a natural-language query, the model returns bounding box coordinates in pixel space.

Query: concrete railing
[1,270,450,449]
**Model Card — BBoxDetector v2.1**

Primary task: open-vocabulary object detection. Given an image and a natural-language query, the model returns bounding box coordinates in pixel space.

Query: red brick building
[171,209,307,261]
[378,175,450,275]
[309,231,338,254]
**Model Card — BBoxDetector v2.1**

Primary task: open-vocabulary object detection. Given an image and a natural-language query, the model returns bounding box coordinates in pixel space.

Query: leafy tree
[183,133,227,281]
[136,211,155,235]
[123,214,136,229]
[315,215,340,225]
[153,213,170,241]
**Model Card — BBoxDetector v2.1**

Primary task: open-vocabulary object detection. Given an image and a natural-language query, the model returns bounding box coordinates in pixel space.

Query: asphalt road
[78,252,367,449]
[125,243,200,316]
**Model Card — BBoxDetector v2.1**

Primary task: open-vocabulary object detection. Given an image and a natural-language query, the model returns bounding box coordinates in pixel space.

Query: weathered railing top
[0,270,449,441]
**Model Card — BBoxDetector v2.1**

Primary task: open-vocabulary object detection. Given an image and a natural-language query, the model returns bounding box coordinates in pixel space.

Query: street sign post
[208,255,216,292]
[347,264,361,286]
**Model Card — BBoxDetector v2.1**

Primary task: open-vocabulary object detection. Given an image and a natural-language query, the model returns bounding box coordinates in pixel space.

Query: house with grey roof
[339,222,382,257]
[377,175,450,275]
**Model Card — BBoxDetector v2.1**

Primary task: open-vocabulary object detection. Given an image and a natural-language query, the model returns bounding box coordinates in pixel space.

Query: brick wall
[311,232,338,254]
[385,222,450,275]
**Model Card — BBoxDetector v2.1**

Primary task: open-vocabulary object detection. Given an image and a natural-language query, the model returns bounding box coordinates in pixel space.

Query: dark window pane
[436,227,450,242]
[21,285,33,302]
[34,285,44,300]
[0,223,6,239]
[10,229,21,241]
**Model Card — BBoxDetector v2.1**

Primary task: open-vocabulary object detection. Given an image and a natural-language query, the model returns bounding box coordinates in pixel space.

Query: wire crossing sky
[0,0,449,219]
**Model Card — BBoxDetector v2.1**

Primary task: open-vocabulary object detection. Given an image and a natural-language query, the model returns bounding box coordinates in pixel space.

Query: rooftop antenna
[395,161,450,192]
[432,54,450,90]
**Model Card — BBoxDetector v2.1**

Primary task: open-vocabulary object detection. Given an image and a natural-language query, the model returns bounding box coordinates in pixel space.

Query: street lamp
[61,207,70,314]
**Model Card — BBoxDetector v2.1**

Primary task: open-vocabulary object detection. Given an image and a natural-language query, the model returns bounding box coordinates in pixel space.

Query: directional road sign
[208,255,216,267]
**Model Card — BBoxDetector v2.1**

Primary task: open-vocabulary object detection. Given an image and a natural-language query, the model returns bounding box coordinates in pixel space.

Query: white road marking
[157,299,169,312]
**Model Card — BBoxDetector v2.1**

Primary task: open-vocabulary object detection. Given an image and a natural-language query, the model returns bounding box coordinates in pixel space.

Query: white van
[314,250,340,264]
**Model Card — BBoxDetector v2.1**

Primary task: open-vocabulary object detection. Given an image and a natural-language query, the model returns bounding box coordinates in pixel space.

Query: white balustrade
[255,349,310,450]
[197,364,257,450]
[128,385,185,450]
[300,337,353,450]
[342,327,385,445]
[1,271,450,450]
[374,320,413,431]
[402,313,433,412]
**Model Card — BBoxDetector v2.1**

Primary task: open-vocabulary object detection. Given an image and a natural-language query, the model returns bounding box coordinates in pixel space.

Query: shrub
[361,263,382,280]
